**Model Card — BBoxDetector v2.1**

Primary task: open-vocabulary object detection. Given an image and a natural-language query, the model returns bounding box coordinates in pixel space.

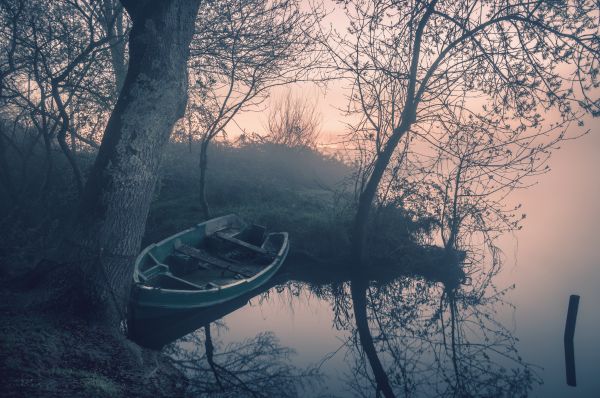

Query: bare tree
[328,0,599,264]
[0,0,28,203]
[418,109,572,253]
[180,0,322,219]
[0,0,24,99]
[266,89,321,149]
[0,0,119,196]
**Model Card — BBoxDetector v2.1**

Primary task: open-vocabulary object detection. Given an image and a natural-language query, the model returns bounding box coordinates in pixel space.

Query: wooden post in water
[564,294,580,387]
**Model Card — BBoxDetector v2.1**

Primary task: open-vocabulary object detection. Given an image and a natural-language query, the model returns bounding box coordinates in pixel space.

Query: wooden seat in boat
[212,231,272,256]
[174,242,258,278]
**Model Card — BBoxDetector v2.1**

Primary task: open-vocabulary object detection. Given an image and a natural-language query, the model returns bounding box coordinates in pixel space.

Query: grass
[0,137,437,267]
[50,369,122,398]
[0,138,447,275]
[144,141,442,269]
[0,139,463,398]
[144,142,357,261]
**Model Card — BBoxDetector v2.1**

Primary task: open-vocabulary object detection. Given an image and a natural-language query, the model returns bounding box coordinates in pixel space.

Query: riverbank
[0,276,187,398]
[0,141,459,397]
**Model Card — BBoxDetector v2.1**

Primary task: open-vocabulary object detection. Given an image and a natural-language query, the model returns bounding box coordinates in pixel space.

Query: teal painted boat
[131,214,289,317]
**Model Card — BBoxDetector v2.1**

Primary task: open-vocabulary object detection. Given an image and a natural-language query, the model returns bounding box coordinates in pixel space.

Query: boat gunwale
[132,214,289,299]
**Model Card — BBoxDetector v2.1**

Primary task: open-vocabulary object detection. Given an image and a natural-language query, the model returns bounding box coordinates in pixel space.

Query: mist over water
[2,0,598,396]
[496,130,600,397]
[137,128,600,397]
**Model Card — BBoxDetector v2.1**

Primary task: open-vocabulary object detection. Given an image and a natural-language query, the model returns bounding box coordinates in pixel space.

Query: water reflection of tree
[164,322,320,397]
[333,276,540,398]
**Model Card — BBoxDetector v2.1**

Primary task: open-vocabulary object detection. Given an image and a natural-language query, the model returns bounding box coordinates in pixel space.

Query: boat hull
[130,214,289,318]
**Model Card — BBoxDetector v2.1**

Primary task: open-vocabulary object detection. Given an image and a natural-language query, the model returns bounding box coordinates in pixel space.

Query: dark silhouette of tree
[180,0,321,219]
[0,0,118,196]
[326,0,599,264]
[383,102,576,260]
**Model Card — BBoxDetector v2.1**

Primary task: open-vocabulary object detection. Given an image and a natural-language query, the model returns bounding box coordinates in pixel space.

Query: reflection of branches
[430,283,540,397]
[165,325,321,397]
[203,324,224,391]
[339,274,540,397]
[351,278,395,398]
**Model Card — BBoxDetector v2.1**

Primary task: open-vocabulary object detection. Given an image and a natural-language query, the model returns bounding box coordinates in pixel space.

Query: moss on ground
[0,284,187,398]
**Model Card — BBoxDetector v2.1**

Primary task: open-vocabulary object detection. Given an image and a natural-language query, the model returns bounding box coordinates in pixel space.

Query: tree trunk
[102,0,128,95]
[52,82,84,194]
[62,0,201,327]
[0,128,16,204]
[40,121,54,197]
[351,122,411,265]
[351,278,396,398]
[199,138,211,220]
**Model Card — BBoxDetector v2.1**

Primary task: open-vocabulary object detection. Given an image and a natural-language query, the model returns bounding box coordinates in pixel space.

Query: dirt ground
[0,271,187,398]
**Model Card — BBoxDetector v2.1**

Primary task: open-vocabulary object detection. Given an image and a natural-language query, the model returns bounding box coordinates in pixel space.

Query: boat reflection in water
[129,274,322,397]
[129,260,540,397]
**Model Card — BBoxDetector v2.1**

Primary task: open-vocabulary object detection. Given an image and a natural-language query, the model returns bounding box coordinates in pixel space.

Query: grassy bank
[0,139,448,276]
[144,141,434,264]
[0,140,458,397]
[0,282,187,398]
[144,142,356,258]
[0,136,459,270]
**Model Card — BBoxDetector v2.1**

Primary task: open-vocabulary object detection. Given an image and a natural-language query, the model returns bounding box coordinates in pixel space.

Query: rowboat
[131,214,289,317]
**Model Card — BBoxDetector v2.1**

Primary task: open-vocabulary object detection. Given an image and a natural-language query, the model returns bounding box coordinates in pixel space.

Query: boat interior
[137,224,285,291]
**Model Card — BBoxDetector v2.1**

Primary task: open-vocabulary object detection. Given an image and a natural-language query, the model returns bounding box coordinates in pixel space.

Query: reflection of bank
[130,251,539,397]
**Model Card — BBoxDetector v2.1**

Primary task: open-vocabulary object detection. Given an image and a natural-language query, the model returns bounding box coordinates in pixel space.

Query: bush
[145,142,355,261]
[0,137,433,268]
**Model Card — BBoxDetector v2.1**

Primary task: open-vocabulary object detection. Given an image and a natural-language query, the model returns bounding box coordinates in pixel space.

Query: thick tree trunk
[351,279,396,398]
[62,0,201,327]
[199,138,211,220]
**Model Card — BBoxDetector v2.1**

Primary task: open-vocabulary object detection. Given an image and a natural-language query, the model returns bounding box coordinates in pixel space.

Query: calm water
[133,135,599,397]
[134,249,598,398]
[135,264,598,397]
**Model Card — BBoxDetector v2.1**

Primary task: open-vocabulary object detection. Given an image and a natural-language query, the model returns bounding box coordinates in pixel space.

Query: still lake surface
[135,134,599,397]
